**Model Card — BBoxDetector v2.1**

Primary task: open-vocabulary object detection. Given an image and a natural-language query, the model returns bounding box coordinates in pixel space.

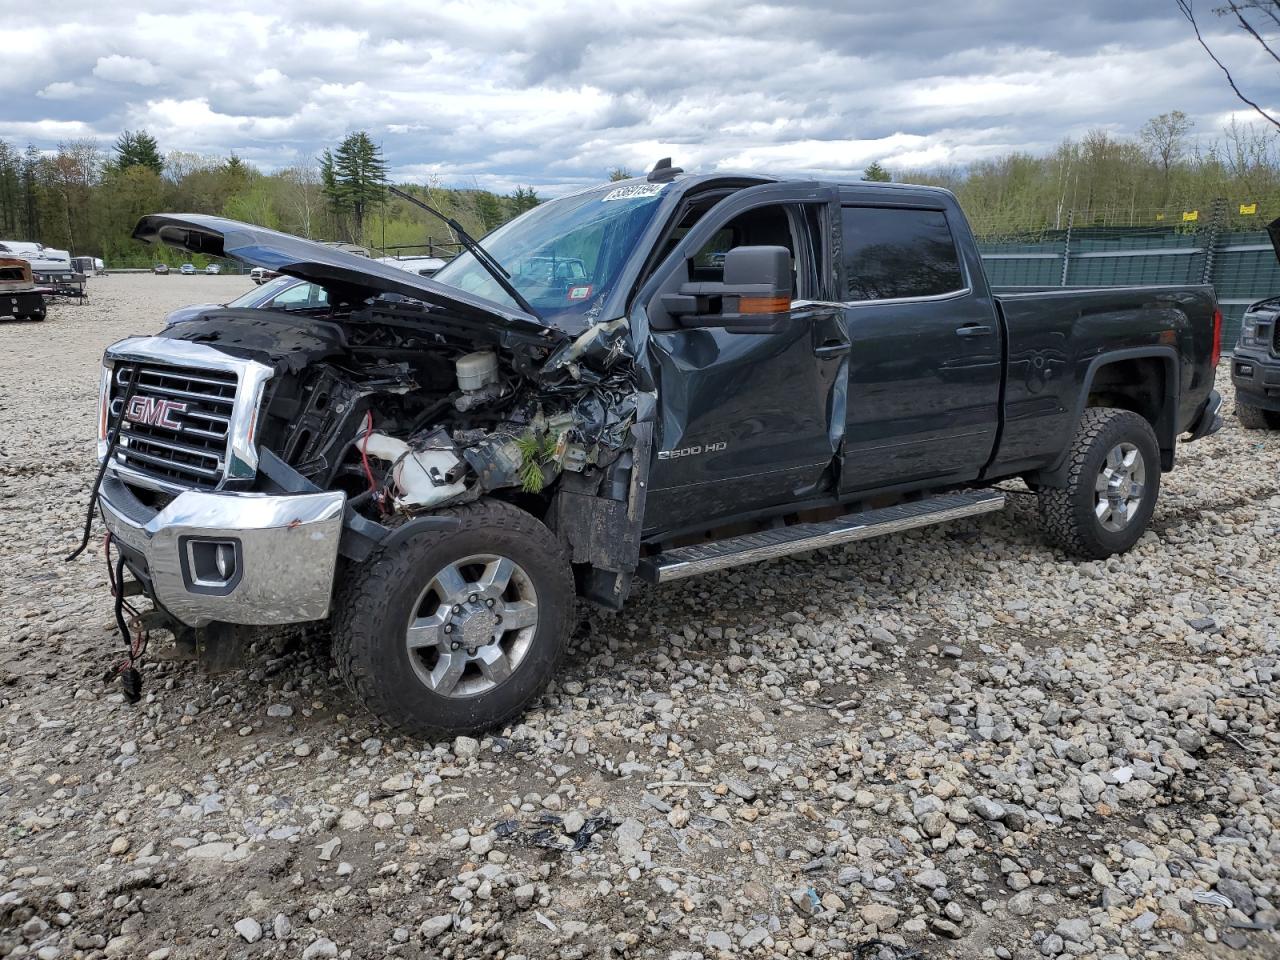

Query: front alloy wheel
[406,555,539,698]
[331,499,574,739]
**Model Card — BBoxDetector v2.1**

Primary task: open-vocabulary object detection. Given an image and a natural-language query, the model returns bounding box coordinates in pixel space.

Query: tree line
[1,116,1278,263]
[883,114,1280,238]
[0,130,541,265]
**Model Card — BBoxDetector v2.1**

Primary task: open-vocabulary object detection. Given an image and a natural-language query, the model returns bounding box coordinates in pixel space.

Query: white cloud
[2,0,1275,192]
[93,55,162,86]
[37,81,92,100]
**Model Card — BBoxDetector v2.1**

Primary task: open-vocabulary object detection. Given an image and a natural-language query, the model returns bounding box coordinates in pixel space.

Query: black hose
[66,363,140,562]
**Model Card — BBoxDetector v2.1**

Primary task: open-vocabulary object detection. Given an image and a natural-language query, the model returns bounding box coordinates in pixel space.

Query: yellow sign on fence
[1182,210,1199,222]
[1240,202,1258,215]
[1155,212,1165,221]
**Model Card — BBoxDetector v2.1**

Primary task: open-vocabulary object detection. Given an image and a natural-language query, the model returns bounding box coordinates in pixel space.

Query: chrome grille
[108,362,238,490]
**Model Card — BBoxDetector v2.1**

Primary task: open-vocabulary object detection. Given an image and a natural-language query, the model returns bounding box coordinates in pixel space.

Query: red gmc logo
[126,395,187,429]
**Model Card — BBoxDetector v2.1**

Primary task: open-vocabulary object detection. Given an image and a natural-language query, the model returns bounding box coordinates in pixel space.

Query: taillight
[1210,307,1223,368]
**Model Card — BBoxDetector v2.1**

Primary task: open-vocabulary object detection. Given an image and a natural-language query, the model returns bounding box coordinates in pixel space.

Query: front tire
[331,499,574,740]
[1036,408,1161,560]
[1236,401,1279,430]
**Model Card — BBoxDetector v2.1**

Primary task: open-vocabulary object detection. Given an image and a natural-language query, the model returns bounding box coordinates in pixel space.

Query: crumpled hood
[132,213,550,335]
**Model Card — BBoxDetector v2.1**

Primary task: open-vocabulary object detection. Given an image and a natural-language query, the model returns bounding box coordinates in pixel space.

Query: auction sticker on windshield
[602,183,667,202]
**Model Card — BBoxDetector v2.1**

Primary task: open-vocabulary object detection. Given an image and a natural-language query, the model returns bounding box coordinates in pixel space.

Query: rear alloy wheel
[332,499,573,739]
[1036,407,1161,559]
[1093,441,1146,533]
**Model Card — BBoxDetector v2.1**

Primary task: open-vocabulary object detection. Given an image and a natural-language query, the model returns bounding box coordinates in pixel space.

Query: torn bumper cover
[98,473,345,627]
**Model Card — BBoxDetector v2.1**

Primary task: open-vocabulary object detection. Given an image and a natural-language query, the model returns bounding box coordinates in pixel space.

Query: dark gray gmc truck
[88,162,1223,738]
[1229,216,1280,430]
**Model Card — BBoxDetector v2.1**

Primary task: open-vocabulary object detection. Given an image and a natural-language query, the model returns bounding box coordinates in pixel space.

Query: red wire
[359,410,378,495]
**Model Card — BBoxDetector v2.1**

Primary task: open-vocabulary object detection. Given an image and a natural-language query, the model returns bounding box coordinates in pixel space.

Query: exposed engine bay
[154,297,651,604]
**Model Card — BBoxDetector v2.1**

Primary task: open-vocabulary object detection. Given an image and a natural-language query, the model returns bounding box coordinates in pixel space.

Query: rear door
[837,198,1002,491]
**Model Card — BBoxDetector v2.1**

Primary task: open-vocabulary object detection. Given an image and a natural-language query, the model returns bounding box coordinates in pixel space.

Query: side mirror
[662,245,793,333]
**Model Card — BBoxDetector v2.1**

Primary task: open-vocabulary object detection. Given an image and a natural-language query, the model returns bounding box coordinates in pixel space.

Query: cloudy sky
[2,0,1277,195]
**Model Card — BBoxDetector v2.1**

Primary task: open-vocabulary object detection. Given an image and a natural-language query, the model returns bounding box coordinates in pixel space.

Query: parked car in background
[0,256,46,321]
[249,266,279,285]
[205,263,221,275]
[1230,229,1280,429]
[153,263,170,275]
[163,275,329,326]
[180,263,196,276]
[71,256,97,277]
[376,254,448,278]
[0,240,74,285]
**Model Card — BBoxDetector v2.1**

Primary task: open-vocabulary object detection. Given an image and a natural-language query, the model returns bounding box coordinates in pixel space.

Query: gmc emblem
[126,395,187,429]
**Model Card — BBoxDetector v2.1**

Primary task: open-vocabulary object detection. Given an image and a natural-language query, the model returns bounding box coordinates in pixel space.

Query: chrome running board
[638,490,1005,584]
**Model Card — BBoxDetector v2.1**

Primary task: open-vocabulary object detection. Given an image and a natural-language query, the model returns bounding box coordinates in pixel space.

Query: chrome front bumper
[98,473,346,627]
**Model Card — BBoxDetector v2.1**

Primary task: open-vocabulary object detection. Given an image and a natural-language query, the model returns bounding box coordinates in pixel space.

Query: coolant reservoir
[361,432,467,509]
[456,351,498,392]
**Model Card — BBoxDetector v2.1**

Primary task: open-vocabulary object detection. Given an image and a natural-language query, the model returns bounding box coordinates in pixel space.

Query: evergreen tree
[113,130,163,174]
[861,161,892,182]
[506,186,539,218]
[224,153,251,180]
[322,132,387,241]
[474,191,504,232]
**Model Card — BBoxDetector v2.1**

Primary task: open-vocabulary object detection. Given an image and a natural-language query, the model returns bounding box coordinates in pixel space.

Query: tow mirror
[662,245,793,333]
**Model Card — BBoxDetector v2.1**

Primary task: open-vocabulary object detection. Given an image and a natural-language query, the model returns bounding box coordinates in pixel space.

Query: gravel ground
[1,274,1278,960]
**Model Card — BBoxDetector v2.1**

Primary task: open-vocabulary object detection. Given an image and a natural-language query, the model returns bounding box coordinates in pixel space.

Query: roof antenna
[647,157,683,183]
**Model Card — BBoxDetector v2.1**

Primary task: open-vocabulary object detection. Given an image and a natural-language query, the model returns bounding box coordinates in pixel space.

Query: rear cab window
[840,206,966,302]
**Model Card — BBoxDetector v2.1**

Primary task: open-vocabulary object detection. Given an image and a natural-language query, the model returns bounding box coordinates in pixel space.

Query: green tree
[1141,111,1194,203]
[608,167,633,181]
[474,191,504,232]
[113,130,163,174]
[506,186,539,218]
[861,161,891,182]
[322,132,387,242]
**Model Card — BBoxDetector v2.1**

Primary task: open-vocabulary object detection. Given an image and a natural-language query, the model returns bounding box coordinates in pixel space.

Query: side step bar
[638,490,1005,584]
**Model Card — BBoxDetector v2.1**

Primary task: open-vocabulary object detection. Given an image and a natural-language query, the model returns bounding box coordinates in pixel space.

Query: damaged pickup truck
[88,163,1223,737]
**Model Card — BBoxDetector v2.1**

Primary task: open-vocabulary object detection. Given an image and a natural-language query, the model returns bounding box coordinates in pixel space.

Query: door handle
[815,339,850,358]
[956,324,993,338]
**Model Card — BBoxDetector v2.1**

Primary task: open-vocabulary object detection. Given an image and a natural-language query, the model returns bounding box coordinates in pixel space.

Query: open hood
[1269,216,1280,266]
[132,214,545,332]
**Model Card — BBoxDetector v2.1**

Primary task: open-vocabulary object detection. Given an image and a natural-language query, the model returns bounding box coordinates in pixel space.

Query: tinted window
[841,207,964,301]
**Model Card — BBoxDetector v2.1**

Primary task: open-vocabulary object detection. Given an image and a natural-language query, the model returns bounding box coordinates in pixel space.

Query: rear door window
[840,207,965,302]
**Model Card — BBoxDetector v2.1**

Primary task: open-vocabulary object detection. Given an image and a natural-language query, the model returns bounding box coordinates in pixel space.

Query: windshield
[432,181,669,326]
[227,276,294,308]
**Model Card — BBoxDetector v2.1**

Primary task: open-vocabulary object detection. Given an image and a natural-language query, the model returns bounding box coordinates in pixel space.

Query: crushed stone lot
[1,273,1278,960]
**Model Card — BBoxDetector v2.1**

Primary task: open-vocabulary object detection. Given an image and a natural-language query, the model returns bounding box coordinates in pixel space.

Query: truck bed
[988,284,1219,479]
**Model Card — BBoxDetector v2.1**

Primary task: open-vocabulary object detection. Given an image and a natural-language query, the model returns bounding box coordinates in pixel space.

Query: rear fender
[1027,346,1179,488]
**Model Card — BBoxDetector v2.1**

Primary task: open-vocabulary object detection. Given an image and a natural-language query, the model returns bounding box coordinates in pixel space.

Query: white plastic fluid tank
[361,432,467,509]
[456,351,498,392]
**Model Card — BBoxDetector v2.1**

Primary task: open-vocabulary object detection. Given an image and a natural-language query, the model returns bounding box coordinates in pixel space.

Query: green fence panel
[979,226,1279,346]
[1211,231,1280,344]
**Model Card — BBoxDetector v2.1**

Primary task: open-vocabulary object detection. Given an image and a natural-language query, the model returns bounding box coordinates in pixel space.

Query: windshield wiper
[386,185,540,320]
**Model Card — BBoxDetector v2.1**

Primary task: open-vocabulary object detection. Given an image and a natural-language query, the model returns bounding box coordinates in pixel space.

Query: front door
[640,184,847,536]
[836,202,1002,491]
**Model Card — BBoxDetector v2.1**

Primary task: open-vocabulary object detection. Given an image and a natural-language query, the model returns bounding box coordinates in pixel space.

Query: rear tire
[1036,407,1161,560]
[1236,401,1279,430]
[331,499,574,740]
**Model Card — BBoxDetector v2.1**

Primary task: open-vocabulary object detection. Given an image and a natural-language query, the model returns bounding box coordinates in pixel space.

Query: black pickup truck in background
[1229,217,1280,430]
[89,162,1223,738]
